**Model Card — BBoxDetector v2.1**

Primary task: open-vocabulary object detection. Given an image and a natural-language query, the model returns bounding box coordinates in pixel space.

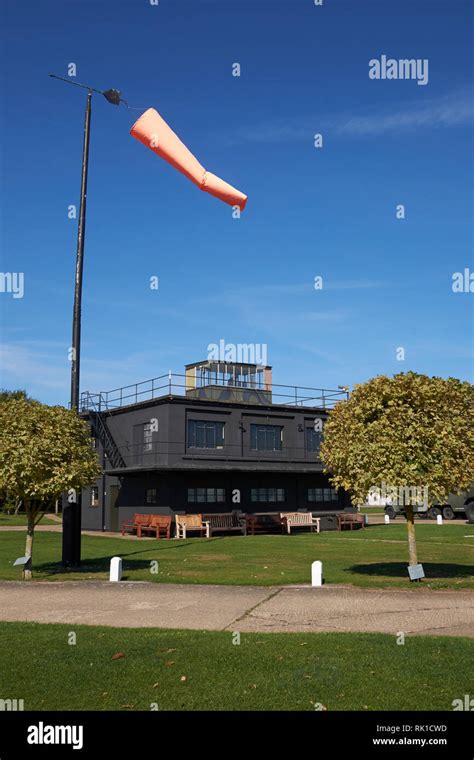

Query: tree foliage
[0,397,100,502]
[321,372,474,506]
[0,389,30,403]
[0,391,31,513]
[0,397,101,578]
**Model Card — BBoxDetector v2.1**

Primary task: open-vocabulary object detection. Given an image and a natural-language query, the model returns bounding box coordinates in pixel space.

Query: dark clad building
[79,360,352,532]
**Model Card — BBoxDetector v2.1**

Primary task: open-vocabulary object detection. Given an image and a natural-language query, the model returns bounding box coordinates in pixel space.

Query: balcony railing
[80,372,348,412]
[96,439,325,470]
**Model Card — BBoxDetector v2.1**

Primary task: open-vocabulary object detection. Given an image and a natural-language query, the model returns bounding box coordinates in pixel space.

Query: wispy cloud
[0,342,68,394]
[323,280,386,291]
[0,342,190,402]
[187,280,386,347]
[302,310,349,323]
[194,280,385,304]
[335,91,474,135]
[229,89,474,144]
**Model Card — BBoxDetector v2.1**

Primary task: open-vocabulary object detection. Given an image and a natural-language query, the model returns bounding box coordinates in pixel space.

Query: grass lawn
[359,506,384,515]
[0,523,472,588]
[0,513,60,526]
[0,622,471,711]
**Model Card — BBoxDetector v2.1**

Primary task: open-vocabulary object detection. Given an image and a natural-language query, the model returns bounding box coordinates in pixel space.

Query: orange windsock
[130,108,247,211]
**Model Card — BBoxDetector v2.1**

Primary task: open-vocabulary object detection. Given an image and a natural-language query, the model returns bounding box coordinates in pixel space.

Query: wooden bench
[175,514,210,539]
[121,513,151,536]
[204,512,246,536]
[280,512,321,534]
[337,512,364,531]
[245,513,284,535]
[138,515,172,539]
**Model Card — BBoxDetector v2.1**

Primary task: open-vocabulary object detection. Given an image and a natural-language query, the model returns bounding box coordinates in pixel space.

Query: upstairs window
[188,420,225,449]
[305,427,322,454]
[250,424,283,451]
[143,422,153,452]
[133,422,155,458]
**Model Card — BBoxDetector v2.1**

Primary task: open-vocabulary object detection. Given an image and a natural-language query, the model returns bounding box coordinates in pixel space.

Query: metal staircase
[82,393,126,469]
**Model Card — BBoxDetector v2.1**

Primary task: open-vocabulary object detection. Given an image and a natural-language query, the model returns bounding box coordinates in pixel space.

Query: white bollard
[311,561,323,587]
[384,514,390,524]
[437,514,443,526]
[364,514,369,526]
[110,556,122,582]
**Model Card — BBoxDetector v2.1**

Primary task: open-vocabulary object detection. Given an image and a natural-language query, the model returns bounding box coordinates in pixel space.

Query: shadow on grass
[348,562,474,579]
[33,538,224,577]
[35,558,154,577]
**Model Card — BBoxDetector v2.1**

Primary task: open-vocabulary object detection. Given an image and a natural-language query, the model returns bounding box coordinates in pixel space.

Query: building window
[305,427,322,454]
[251,488,286,503]
[133,423,155,458]
[145,488,158,505]
[187,488,225,503]
[90,487,99,508]
[187,420,224,449]
[308,487,339,503]
[143,422,153,452]
[250,424,283,451]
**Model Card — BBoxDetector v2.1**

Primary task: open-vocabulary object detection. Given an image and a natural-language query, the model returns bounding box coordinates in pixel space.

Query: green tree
[0,389,29,402]
[0,397,101,579]
[0,391,30,514]
[320,372,474,571]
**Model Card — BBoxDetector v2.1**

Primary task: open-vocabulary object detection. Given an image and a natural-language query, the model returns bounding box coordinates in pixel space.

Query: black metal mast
[49,74,122,567]
[70,90,92,413]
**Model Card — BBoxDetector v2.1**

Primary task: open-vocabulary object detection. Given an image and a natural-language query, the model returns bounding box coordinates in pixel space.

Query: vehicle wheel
[384,505,396,520]
[428,507,441,520]
[442,506,455,520]
[465,501,474,524]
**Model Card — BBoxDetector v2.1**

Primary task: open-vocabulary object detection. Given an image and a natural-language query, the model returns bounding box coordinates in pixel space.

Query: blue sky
[0,0,472,405]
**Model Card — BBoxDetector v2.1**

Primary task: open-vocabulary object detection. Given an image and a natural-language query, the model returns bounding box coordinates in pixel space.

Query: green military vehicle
[384,484,474,522]
[429,485,474,522]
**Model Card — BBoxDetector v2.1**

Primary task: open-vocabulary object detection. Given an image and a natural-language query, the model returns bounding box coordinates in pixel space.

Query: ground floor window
[307,487,339,503]
[145,488,158,505]
[90,486,99,507]
[251,487,286,503]
[187,487,225,503]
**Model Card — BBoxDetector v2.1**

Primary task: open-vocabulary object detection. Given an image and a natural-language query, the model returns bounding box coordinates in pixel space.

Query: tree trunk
[405,504,418,566]
[23,511,35,581]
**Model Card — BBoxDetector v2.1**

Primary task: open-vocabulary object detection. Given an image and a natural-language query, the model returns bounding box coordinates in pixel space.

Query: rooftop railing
[80,372,348,413]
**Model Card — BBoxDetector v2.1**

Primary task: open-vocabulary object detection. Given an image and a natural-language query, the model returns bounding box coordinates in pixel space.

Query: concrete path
[0,525,140,539]
[0,525,144,539]
[0,582,472,637]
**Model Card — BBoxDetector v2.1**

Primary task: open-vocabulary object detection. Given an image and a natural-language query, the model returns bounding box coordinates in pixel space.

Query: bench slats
[175,514,210,539]
[280,512,321,534]
[337,513,364,531]
[204,513,246,536]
